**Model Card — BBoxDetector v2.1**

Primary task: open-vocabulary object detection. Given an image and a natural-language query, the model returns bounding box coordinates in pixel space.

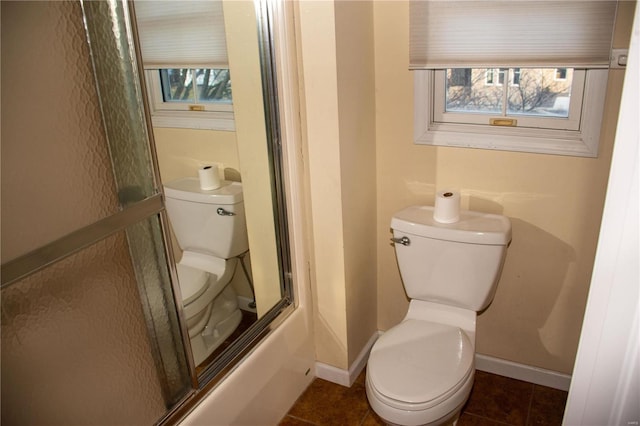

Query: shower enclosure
[1,0,291,423]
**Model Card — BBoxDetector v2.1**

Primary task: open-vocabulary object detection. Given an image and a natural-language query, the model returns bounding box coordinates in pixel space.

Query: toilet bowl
[163,178,250,366]
[366,302,476,426]
[176,252,242,365]
[366,206,511,425]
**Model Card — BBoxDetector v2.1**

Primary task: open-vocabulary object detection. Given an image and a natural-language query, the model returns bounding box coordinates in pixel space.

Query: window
[150,68,232,110]
[409,1,616,157]
[485,69,495,85]
[145,68,235,131]
[436,68,581,130]
[484,68,508,86]
[511,68,521,86]
[415,69,608,157]
[145,67,234,130]
[555,68,568,81]
[159,69,231,107]
[134,0,234,131]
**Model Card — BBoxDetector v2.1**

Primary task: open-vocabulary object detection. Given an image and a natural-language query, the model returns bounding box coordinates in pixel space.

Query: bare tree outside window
[160,68,232,104]
[445,68,573,118]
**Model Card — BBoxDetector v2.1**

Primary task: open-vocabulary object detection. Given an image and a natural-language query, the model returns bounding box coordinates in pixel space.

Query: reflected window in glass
[159,68,232,105]
[145,68,235,131]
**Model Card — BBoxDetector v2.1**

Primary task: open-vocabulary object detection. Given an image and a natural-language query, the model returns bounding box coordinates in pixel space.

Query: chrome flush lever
[216,208,235,216]
[391,236,410,246]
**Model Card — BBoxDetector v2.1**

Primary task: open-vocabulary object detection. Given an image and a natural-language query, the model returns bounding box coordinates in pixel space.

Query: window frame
[414,69,609,157]
[144,69,235,131]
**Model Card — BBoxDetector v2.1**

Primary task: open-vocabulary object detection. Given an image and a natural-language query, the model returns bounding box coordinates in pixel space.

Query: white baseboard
[314,331,571,392]
[475,353,571,391]
[315,331,380,387]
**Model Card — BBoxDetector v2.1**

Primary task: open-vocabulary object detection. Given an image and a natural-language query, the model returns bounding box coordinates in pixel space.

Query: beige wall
[298,0,348,369]
[153,128,240,184]
[298,0,378,370]
[372,1,635,374]
[335,1,378,368]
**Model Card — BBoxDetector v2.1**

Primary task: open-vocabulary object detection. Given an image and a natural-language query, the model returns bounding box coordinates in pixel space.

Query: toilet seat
[176,264,209,305]
[367,319,474,410]
[176,253,239,327]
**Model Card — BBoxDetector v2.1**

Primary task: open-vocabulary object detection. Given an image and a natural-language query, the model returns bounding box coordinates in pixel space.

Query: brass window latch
[489,118,518,127]
[490,118,517,127]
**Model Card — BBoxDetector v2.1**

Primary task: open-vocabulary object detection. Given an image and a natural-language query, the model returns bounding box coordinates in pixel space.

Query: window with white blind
[410,1,618,157]
[134,0,234,131]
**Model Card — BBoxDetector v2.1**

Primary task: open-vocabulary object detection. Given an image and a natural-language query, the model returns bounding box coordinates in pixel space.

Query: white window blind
[134,0,228,69]
[409,1,617,69]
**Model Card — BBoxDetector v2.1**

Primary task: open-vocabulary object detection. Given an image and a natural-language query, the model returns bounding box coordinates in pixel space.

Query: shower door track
[1,194,164,288]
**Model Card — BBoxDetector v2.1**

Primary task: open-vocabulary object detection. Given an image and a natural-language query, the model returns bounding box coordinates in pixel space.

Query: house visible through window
[511,68,521,86]
[443,68,575,123]
[485,69,495,85]
[484,68,510,86]
[555,68,568,81]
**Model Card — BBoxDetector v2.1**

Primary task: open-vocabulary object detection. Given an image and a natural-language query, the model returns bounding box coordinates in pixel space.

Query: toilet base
[189,286,242,366]
[367,393,465,426]
[366,368,473,426]
[373,411,461,426]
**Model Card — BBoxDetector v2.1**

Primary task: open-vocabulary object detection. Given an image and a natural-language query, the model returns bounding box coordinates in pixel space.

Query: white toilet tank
[391,205,511,312]
[163,177,249,259]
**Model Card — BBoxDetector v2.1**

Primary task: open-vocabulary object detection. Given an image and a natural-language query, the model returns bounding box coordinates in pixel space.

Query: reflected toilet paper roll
[198,164,221,190]
[433,190,460,223]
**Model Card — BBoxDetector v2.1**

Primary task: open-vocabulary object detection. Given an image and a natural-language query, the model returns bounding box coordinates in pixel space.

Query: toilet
[366,205,511,426]
[163,177,249,366]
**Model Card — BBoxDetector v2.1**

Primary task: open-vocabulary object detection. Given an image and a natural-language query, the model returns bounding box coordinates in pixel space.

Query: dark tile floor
[279,370,567,426]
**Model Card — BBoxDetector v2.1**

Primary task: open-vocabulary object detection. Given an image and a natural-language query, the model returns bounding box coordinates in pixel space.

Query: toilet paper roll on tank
[433,189,461,223]
[198,164,222,190]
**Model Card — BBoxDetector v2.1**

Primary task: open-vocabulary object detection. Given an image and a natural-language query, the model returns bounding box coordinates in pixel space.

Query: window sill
[416,123,598,157]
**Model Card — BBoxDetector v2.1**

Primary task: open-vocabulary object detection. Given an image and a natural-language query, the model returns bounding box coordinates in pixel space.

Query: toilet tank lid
[392,205,511,245]
[163,178,243,205]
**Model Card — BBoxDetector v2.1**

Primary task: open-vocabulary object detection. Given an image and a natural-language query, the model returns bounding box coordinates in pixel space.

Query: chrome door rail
[1,194,164,288]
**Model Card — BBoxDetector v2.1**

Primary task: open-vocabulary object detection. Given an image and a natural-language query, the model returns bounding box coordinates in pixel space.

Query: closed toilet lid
[368,319,473,406]
[176,264,209,305]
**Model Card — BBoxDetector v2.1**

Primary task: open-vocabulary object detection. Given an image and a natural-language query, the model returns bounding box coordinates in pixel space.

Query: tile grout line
[525,382,536,426]
[283,413,320,425]
[463,412,517,426]
[357,409,369,426]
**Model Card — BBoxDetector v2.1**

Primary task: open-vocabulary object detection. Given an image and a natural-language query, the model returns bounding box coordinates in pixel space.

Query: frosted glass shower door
[1,1,191,424]
[2,227,171,424]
